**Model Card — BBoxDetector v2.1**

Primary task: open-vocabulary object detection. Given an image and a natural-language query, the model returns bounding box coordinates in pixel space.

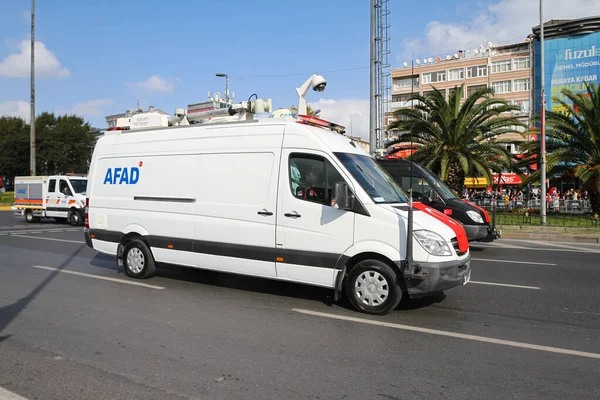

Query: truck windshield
[335,153,408,204]
[418,167,458,199]
[69,179,88,195]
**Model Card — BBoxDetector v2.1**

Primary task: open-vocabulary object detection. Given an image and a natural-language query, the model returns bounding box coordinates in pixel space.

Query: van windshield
[335,153,408,204]
[418,167,458,199]
[69,179,88,195]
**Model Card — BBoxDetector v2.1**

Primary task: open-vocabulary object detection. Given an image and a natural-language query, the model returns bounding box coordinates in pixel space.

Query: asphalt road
[0,210,599,400]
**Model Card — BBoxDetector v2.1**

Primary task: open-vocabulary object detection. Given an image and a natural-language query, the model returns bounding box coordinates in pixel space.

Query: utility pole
[540,0,547,224]
[369,0,377,156]
[30,0,36,176]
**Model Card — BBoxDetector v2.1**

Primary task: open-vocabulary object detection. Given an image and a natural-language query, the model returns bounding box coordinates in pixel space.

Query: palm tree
[387,85,526,194]
[519,82,600,213]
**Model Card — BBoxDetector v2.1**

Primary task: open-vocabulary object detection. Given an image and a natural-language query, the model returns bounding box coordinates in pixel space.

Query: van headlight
[413,230,452,256]
[466,210,484,223]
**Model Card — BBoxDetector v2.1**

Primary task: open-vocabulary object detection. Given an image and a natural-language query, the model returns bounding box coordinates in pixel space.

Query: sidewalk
[497,224,600,244]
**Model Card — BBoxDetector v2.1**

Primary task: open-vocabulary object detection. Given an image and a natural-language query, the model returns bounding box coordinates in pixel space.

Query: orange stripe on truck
[15,199,43,204]
[68,200,76,204]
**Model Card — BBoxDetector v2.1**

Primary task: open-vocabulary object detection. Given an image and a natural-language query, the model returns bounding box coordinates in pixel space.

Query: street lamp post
[30,0,36,176]
[215,73,229,102]
[540,0,547,224]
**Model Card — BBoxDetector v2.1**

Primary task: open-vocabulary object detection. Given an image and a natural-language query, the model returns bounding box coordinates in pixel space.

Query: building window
[393,76,418,88]
[466,84,487,97]
[492,80,511,94]
[422,71,446,84]
[467,65,487,78]
[491,60,511,73]
[422,90,437,98]
[513,57,530,70]
[392,93,415,102]
[513,78,530,92]
[448,68,464,81]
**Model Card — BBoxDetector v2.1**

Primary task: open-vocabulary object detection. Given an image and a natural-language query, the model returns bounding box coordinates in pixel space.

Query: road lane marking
[469,281,541,290]
[12,235,85,244]
[472,258,556,266]
[31,266,165,290]
[0,386,29,400]
[292,308,600,360]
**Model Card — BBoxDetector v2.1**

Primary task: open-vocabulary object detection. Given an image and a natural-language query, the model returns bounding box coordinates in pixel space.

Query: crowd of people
[462,187,591,211]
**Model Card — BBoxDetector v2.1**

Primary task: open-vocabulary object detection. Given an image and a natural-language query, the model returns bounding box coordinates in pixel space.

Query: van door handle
[284,211,301,218]
[257,210,273,216]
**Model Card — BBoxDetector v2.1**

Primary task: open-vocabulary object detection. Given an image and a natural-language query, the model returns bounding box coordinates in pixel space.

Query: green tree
[36,113,96,175]
[387,85,525,194]
[519,82,600,213]
[0,116,30,179]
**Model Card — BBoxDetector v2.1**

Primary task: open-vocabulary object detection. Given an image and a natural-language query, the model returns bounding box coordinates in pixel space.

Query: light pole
[215,73,229,102]
[539,0,547,224]
[30,0,36,176]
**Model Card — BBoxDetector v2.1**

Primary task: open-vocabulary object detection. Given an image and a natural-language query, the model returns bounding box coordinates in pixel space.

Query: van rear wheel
[346,259,402,315]
[123,239,156,279]
[24,209,35,223]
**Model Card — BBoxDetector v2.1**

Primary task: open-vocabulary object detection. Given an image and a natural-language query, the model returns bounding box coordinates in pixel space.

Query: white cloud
[72,99,115,117]
[0,100,30,121]
[130,75,175,94]
[0,39,70,78]
[311,98,370,140]
[400,0,600,60]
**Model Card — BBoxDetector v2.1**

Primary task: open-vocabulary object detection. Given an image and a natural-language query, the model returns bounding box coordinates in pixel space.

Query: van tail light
[85,198,90,229]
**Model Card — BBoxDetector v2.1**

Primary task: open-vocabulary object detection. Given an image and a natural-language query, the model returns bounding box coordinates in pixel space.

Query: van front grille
[451,237,466,256]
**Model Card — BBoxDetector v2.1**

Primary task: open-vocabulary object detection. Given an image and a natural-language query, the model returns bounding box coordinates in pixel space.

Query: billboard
[535,31,600,115]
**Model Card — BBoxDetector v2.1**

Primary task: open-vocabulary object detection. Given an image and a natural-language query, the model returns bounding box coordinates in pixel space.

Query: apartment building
[388,41,533,152]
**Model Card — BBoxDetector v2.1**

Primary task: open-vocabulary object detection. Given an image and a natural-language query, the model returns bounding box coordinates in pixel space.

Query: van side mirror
[332,182,354,210]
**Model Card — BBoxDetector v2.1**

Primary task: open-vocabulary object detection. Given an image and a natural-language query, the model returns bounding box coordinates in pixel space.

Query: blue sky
[1,0,598,139]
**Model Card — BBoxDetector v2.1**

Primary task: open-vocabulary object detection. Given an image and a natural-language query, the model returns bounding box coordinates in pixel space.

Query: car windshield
[418,167,458,199]
[335,153,408,204]
[69,179,88,195]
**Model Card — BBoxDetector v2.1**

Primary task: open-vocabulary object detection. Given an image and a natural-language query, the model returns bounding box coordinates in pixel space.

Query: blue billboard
[534,31,600,115]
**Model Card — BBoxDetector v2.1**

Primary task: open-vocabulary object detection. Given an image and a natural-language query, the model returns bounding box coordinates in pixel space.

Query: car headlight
[413,230,452,256]
[466,210,484,223]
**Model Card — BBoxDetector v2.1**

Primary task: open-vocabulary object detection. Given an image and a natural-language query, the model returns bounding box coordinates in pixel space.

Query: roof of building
[532,15,600,39]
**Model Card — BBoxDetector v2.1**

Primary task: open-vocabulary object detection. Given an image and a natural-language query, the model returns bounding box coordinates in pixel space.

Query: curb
[0,205,13,211]
[499,231,600,244]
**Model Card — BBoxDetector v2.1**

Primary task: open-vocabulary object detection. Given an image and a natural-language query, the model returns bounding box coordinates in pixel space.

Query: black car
[378,159,500,242]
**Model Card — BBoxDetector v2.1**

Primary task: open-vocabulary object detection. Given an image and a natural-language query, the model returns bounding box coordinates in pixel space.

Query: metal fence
[471,199,600,228]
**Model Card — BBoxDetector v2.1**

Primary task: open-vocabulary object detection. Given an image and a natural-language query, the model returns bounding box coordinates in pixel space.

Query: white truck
[84,75,471,315]
[13,175,88,226]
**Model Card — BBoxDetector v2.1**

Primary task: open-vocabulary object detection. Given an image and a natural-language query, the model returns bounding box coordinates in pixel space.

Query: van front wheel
[346,260,402,315]
[123,239,156,279]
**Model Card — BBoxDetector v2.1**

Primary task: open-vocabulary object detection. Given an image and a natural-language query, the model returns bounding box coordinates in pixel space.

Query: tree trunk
[590,189,600,215]
[445,161,465,197]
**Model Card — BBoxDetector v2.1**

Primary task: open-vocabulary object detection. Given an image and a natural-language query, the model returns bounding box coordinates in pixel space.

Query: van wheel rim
[354,271,389,307]
[127,248,145,274]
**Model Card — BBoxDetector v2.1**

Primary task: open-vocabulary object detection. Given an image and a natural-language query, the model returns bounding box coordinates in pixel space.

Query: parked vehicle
[85,87,471,315]
[12,175,87,225]
[378,159,500,242]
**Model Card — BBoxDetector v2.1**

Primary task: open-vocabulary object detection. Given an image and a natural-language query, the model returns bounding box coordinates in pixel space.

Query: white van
[85,116,471,315]
[13,175,87,225]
